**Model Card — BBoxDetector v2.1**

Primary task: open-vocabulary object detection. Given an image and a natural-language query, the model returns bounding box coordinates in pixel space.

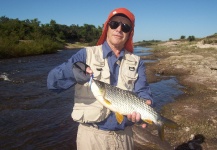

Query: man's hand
[72,62,93,84]
[127,99,152,128]
[86,67,93,76]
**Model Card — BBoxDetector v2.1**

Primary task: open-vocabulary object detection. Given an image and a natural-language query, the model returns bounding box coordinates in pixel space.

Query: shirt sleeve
[133,59,154,105]
[47,48,86,92]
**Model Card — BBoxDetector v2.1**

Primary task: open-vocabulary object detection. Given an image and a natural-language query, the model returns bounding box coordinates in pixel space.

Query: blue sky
[1,0,217,42]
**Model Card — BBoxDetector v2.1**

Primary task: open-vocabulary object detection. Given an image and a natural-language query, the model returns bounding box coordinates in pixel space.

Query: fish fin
[162,116,179,129]
[115,112,124,124]
[104,99,111,105]
[142,119,153,124]
[158,124,165,141]
[157,116,179,141]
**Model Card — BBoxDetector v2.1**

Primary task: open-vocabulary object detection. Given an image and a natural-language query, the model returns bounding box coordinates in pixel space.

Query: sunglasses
[108,21,132,33]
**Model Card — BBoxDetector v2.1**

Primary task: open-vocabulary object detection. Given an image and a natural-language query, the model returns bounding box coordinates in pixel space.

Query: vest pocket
[72,102,110,123]
[92,69,101,80]
[92,67,110,83]
[121,68,138,90]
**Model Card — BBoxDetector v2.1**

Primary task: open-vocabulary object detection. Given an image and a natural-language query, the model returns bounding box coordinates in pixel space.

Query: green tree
[0,16,102,58]
[187,36,195,41]
[180,35,185,40]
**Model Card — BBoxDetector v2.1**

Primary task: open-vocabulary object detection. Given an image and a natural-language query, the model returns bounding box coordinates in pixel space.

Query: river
[0,47,183,149]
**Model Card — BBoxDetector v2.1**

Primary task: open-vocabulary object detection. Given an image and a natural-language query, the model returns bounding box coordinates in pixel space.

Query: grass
[65,42,90,49]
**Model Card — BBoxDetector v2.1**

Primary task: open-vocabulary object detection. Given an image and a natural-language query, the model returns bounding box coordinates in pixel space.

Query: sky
[1,0,217,42]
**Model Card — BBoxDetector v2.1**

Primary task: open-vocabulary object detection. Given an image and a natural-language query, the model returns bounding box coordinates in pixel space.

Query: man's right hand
[86,67,93,76]
[72,62,92,84]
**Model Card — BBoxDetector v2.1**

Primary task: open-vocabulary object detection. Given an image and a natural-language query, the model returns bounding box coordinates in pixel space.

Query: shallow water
[134,46,152,56]
[0,47,183,149]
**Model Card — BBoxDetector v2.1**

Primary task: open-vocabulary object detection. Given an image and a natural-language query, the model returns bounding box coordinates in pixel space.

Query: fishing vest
[71,45,140,123]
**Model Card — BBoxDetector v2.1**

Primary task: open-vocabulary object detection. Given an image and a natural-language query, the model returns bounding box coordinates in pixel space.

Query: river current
[0,47,183,149]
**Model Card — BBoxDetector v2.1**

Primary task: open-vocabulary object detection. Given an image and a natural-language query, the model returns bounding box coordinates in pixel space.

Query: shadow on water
[0,47,184,149]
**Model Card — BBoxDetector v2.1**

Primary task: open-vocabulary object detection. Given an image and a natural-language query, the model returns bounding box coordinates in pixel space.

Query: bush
[203,39,217,44]
[0,36,63,58]
[187,36,195,42]
[180,35,185,40]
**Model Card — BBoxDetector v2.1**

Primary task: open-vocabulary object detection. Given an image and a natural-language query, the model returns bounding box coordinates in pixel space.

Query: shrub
[0,36,63,58]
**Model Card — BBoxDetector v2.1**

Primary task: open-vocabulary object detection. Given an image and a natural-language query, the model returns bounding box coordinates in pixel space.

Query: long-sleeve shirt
[47,41,153,130]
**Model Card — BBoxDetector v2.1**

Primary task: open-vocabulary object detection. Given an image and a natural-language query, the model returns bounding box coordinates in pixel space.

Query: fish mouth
[88,75,94,87]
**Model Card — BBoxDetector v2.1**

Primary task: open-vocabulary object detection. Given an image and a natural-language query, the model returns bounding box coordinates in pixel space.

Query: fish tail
[157,116,179,140]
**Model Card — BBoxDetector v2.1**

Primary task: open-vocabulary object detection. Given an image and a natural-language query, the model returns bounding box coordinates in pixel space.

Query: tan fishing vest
[71,45,140,123]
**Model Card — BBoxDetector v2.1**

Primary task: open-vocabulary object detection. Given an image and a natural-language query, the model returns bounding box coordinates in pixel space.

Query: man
[47,7,153,150]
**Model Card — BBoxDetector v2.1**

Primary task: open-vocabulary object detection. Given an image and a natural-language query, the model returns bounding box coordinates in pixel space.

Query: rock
[133,125,173,150]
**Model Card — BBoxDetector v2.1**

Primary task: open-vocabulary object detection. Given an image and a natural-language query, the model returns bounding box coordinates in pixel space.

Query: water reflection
[134,46,157,63]
[150,77,184,110]
[134,46,152,56]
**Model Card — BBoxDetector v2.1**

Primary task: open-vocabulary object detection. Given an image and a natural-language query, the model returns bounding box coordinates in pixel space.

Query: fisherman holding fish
[48,8,154,150]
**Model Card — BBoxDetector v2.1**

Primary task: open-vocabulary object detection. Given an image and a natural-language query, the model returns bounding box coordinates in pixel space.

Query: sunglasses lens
[109,21,119,29]
[121,24,131,33]
[109,21,131,33]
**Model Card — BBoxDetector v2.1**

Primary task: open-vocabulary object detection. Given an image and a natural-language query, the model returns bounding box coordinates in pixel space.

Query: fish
[89,78,179,140]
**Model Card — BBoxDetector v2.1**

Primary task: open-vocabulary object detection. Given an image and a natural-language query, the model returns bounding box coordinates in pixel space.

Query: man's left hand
[127,100,152,128]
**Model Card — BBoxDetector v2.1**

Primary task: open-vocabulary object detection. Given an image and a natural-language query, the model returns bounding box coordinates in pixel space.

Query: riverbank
[139,40,217,149]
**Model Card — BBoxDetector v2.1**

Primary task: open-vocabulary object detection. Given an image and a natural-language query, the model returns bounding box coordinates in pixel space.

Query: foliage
[0,16,102,58]
[180,35,185,40]
[187,35,195,42]
[134,40,162,47]
[203,33,217,44]
[203,39,217,44]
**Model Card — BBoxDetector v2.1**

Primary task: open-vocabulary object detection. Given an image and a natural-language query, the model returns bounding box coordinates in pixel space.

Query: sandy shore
[134,41,217,149]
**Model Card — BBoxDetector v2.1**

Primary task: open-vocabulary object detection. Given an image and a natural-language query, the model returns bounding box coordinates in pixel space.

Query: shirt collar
[102,41,125,59]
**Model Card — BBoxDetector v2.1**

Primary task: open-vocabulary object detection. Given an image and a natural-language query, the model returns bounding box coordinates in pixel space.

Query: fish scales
[103,82,158,123]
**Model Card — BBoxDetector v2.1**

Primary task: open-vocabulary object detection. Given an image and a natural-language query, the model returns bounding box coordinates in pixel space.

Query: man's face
[106,16,132,50]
